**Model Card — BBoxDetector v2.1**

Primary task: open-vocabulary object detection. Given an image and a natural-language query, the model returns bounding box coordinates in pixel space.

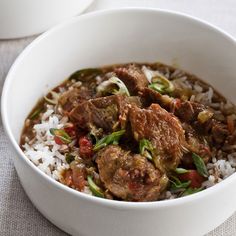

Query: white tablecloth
[0,1,236,235]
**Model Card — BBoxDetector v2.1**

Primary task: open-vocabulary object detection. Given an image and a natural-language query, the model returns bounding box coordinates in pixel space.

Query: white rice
[23,105,70,181]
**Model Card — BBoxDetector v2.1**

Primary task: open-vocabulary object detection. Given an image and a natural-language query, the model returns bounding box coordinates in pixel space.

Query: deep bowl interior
[2,9,236,236]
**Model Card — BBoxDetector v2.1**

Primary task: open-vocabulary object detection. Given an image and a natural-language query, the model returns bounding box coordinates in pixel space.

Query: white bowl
[0,0,94,39]
[2,8,236,236]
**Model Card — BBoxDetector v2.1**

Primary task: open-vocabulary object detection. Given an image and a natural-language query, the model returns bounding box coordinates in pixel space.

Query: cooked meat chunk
[96,145,166,201]
[69,95,141,132]
[115,64,149,95]
[211,121,229,144]
[59,87,93,113]
[175,101,206,122]
[140,87,173,108]
[181,123,211,168]
[129,103,185,171]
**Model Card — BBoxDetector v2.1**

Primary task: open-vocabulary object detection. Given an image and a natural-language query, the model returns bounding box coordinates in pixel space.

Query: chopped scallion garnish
[29,107,43,120]
[192,153,208,178]
[65,153,75,164]
[87,176,104,198]
[44,91,60,105]
[97,76,130,96]
[139,139,154,161]
[50,128,71,144]
[182,187,204,196]
[93,130,126,151]
[169,176,191,191]
[175,168,189,174]
[69,68,102,81]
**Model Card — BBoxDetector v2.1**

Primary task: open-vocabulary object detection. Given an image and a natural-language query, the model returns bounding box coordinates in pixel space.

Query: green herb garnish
[139,139,154,161]
[192,153,208,178]
[69,68,102,81]
[50,128,71,144]
[148,83,166,94]
[87,176,104,198]
[170,176,191,191]
[93,130,125,151]
[44,91,60,105]
[29,107,43,120]
[148,73,174,94]
[96,76,130,96]
[182,187,204,197]
[65,154,75,164]
[175,168,189,174]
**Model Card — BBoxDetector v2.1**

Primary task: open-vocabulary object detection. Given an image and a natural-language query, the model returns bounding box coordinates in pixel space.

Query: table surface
[0,0,236,235]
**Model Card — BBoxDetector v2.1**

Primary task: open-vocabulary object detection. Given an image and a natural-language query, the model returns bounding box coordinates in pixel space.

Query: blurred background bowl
[0,0,94,39]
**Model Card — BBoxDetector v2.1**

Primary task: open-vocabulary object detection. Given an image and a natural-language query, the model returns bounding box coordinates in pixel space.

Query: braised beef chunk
[181,123,211,168]
[115,64,148,95]
[129,103,185,171]
[211,121,229,144]
[96,145,166,201]
[175,101,206,122]
[59,87,93,113]
[140,87,163,106]
[69,95,141,132]
[140,87,173,108]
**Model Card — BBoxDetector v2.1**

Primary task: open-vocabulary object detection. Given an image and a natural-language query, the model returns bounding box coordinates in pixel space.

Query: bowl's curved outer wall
[0,0,94,39]
[2,9,236,236]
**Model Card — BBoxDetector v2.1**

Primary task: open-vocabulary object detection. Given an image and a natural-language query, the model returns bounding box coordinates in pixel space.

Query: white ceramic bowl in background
[2,8,236,236]
[0,0,94,39]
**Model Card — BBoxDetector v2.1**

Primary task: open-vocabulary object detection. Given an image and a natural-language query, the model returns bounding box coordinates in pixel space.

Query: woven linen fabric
[0,1,236,235]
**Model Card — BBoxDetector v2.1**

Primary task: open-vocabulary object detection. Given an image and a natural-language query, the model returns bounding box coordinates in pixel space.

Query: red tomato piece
[54,136,64,145]
[79,136,93,159]
[64,124,76,137]
[179,170,205,188]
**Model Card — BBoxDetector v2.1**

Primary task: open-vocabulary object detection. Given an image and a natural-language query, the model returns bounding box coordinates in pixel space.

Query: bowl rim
[2,7,236,210]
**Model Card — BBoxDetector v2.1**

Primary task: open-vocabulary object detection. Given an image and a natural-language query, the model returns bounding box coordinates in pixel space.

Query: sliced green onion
[148,83,166,94]
[139,139,154,161]
[87,176,104,198]
[182,187,204,197]
[65,153,75,164]
[93,130,125,151]
[175,168,189,174]
[169,176,191,191]
[143,66,174,94]
[97,76,130,96]
[50,128,71,144]
[192,153,208,178]
[29,107,43,120]
[44,91,60,105]
[69,68,102,81]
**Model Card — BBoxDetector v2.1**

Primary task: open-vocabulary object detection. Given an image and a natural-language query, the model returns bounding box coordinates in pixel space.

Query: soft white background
[0,0,236,235]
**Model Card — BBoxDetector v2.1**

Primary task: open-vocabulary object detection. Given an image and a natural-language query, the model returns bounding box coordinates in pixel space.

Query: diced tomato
[179,170,205,188]
[54,136,64,145]
[64,124,76,137]
[79,136,93,159]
